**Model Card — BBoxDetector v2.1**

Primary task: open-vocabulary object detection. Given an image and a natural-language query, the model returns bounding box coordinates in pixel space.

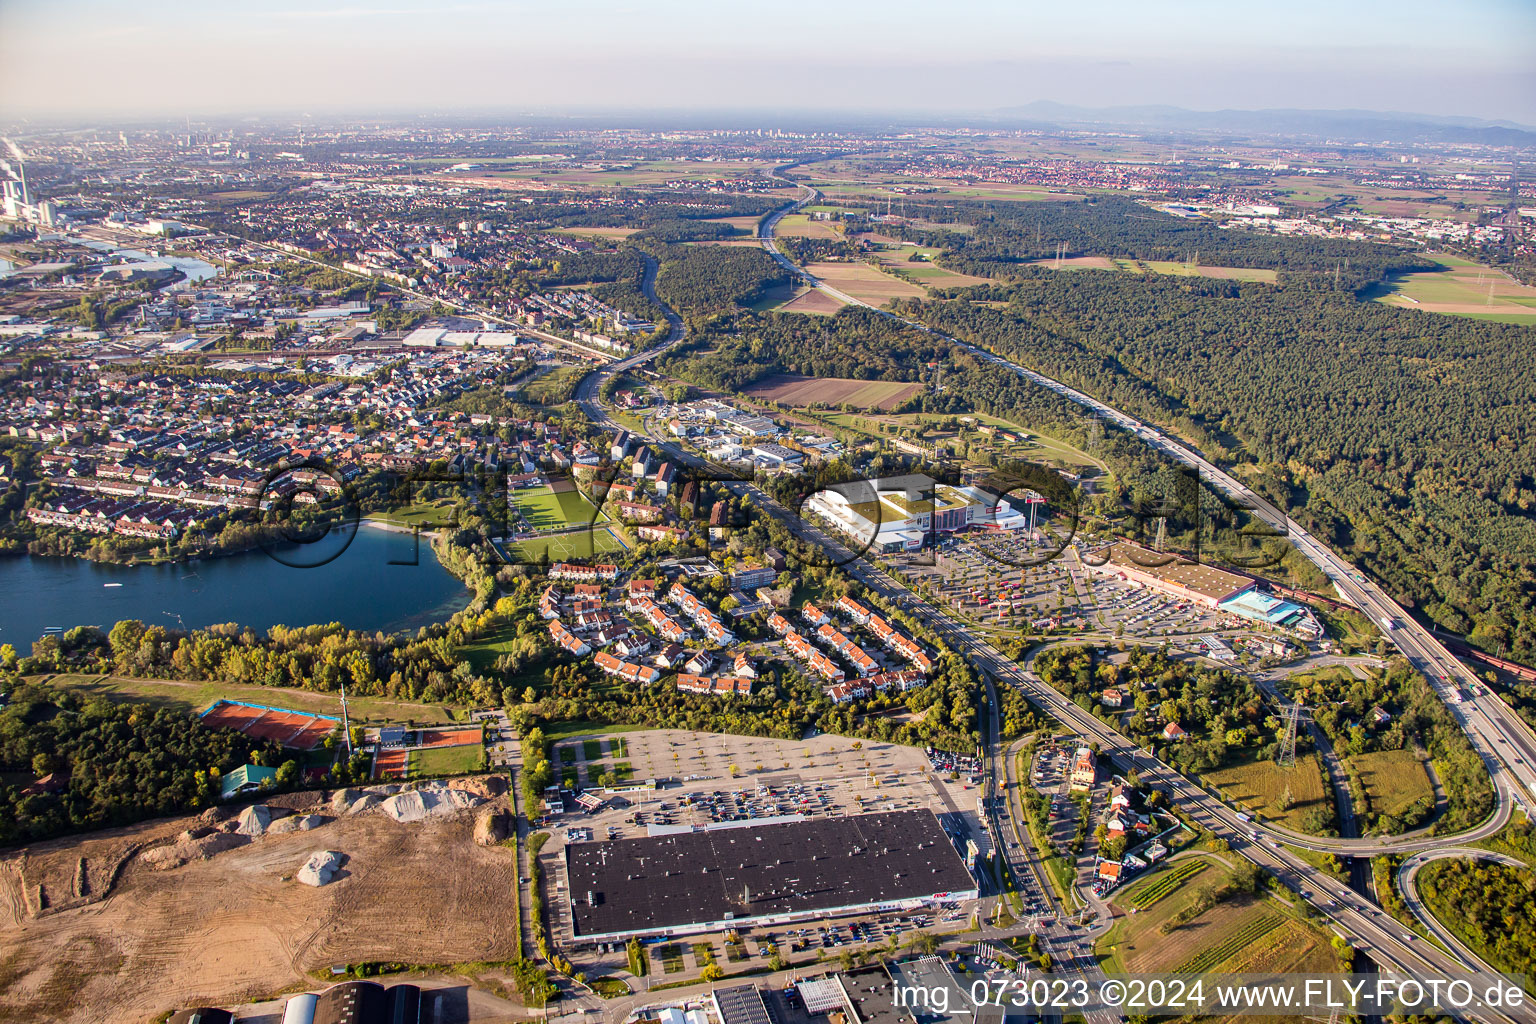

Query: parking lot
[891,536,1088,629]
[1081,573,1226,637]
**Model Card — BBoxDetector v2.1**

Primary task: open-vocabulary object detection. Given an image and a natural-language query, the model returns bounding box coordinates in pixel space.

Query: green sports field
[510,484,610,531]
[409,742,486,778]
[504,528,625,563]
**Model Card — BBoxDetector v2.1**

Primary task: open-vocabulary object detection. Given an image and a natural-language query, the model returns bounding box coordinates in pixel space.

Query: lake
[0,524,471,648]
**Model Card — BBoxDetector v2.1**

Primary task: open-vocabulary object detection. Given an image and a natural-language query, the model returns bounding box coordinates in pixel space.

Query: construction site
[0,777,517,1024]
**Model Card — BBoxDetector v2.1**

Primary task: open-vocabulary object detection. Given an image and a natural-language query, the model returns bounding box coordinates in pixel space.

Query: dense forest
[882,194,1435,289]
[0,681,284,845]
[645,243,790,318]
[1417,854,1536,983]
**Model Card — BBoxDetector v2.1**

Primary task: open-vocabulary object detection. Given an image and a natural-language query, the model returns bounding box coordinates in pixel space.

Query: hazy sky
[2,0,1533,124]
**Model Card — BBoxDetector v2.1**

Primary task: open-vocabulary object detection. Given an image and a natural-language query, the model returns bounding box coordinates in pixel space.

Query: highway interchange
[565,186,1536,1021]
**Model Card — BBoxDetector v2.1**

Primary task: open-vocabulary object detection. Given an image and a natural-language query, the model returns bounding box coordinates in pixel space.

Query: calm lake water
[0,525,470,647]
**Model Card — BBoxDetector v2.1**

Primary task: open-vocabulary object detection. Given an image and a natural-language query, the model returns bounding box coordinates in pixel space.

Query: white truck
[1380,614,1397,631]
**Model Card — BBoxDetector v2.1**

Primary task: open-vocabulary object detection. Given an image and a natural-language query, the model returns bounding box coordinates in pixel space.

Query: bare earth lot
[0,784,517,1024]
[742,373,924,410]
[776,287,848,315]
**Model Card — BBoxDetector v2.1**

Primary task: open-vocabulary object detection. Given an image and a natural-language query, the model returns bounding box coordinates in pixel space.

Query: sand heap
[142,830,250,870]
[233,804,273,836]
[268,813,325,834]
[451,775,508,799]
[329,785,402,816]
[378,782,486,824]
[474,809,511,845]
[297,850,345,887]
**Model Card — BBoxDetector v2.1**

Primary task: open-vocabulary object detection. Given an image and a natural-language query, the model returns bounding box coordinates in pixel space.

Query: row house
[547,620,590,656]
[827,680,874,704]
[866,613,935,674]
[668,584,736,645]
[539,585,562,620]
[836,596,872,624]
[784,631,844,683]
[593,651,662,686]
[676,674,753,697]
[801,602,830,627]
[627,596,689,644]
[613,634,652,660]
[816,623,879,677]
[549,562,619,583]
[575,609,615,633]
[869,668,927,692]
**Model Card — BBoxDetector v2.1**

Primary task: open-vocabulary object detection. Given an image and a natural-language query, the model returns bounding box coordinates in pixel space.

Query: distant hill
[990,102,1536,146]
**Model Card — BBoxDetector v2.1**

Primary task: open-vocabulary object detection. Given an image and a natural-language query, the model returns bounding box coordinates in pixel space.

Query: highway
[561,196,1536,1021]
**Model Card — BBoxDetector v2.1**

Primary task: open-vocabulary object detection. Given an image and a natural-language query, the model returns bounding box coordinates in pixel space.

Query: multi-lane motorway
[568,191,1535,1020]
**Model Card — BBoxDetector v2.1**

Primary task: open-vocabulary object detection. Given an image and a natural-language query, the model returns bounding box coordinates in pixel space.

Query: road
[562,200,1536,1022]
[573,252,688,409]
[1397,848,1527,975]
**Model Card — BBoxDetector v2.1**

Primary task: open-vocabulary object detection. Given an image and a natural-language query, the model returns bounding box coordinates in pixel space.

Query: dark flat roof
[565,809,974,937]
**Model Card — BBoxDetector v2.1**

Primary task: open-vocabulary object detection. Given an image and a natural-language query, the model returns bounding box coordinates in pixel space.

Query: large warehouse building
[806,474,1032,553]
[564,809,978,943]
[1086,542,1319,635]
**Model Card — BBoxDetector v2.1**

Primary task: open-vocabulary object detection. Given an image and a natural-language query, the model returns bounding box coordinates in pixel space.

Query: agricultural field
[774,286,847,315]
[1098,859,1335,978]
[774,213,844,239]
[1202,754,1332,834]
[1349,748,1436,821]
[703,215,763,233]
[1026,255,1278,283]
[803,261,927,306]
[1122,860,1210,909]
[35,673,462,727]
[868,243,995,289]
[805,174,1082,204]
[1371,255,1536,321]
[509,483,610,532]
[741,373,925,410]
[545,225,640,239]
[488,158,782,188]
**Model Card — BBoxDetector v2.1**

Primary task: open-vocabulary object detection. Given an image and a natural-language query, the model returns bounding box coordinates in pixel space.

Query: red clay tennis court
[373,748,409,779]
[417,727,483,749]
[199,700,340,751]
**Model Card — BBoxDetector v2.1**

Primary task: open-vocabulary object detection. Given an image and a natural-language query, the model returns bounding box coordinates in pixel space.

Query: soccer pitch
[510,484,610,531]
